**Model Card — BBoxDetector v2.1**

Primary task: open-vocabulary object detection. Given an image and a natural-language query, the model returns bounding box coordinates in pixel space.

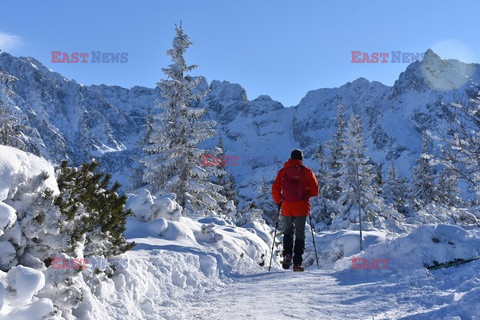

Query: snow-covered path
[180,263,480,320]
[183,269,400,320]
[94,217,480,320]
[186,270,354,319]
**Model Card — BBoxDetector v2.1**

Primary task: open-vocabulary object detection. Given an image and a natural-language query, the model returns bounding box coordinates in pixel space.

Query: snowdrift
[331,224,480,273]
[0,146,273,319]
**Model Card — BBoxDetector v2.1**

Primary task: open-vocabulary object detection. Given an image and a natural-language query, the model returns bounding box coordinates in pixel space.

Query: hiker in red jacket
[272,149,319,271]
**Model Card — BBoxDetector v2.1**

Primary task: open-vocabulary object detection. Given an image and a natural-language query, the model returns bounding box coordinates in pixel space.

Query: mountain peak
[421,49,442,65]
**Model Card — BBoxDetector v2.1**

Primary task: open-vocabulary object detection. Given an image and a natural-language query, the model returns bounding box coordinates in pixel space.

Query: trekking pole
[268,203,281,271]
[309,215,320,267]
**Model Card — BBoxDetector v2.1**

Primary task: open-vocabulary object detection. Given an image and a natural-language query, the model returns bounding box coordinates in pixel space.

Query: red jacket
[271,159,319,216]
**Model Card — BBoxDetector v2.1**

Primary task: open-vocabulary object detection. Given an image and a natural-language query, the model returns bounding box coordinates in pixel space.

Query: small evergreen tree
[54,160,135,257]
[383,162,410,215]
[210,135,231,216]
[325,103,346,203]
[373,162,384,196]
[313,142,329,195]
[222,172,239,206]
[256,177,276,225]
[411,133,435,210]
[435,149,461,207]
[311,141,333,227]
[130,106,154,190]
[334,113,385,226]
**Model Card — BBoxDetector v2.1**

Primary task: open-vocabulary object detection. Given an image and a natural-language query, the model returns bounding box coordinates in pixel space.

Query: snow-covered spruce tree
[411,133,436,210]
[130,106,154,190]
[373,162,384,196]
[423,95,480,225]
[435,96,480,203]
[219,171,240,221]
[313,141,329,196]
[332,113,388,228]
[256,176,277,225]
[235,202,263,226]
[212,136,238,202]
[325,103,346,203]
[383,162,410,215]
[222,172,239,206]
[140,25,226,216]
[54,160,135,258]
[209,135,234,217]
[311,141,334,227]
[434,149,461,207]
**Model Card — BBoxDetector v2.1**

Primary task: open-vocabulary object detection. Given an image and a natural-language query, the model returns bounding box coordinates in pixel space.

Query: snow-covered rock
[126,189,182,222]
[6,265,45,303]
[0,204,15,237]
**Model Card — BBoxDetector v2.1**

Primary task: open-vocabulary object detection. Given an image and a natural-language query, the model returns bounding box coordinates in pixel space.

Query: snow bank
[0,203,15,237]
[0,145,59,269]
[333,224,480,273]
[87,214,272,319]
[364,224,480,271]
[300,228,387,268]
[7,265,45,303]
[0,145,57,202]
[0,266,52,319]
[126,189,182,222]
[0,146,273,319]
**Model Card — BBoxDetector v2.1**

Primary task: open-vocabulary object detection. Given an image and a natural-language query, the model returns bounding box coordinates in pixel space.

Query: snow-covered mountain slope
[1,50,480,203]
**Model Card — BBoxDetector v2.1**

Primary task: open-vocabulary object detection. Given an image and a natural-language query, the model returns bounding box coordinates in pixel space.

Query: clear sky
[1,0,479,107]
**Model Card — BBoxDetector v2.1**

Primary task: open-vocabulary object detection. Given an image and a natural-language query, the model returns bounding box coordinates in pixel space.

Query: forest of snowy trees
[310,97,480,230]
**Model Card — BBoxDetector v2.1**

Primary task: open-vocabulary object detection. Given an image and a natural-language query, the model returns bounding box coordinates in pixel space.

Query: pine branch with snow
[54,160,135,257]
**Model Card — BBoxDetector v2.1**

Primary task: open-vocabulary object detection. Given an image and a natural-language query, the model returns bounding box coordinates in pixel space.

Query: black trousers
[283,216,307,265]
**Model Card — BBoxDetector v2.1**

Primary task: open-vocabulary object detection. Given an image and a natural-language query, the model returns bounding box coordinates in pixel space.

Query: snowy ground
[1,146,480,319]
[178,260,480,320]
[118,223,480,320]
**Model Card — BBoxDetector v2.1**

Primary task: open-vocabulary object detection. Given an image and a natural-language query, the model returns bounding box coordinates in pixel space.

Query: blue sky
[1,0,479,107]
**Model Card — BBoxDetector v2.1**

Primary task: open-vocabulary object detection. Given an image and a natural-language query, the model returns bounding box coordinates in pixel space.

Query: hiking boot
[293,264,305,272]
[282,254,292,269]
